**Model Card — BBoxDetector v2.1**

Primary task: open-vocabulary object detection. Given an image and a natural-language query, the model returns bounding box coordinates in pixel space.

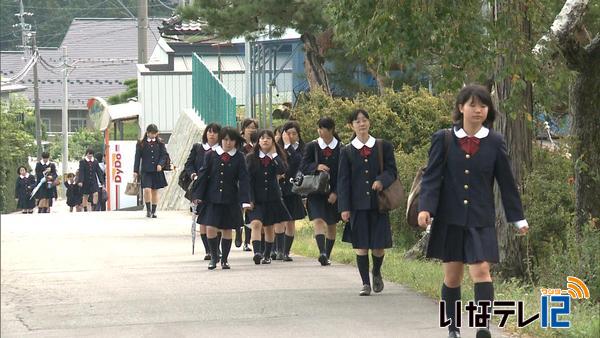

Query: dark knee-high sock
[200,233,210,254]
[252,240,262,255]
[474,282,494,329]
[442,284,462,333]
[244,227,252,244]
[235,227,242,241]
[216,232,222,255]
[275,233,285,253]
[372,254,384,277]
[315,234,326,255]
[207,237,219,262]
[145,202,151,212]
[264,242,273,258]
[260,233,265,253]
[356,255,370,286]
[151,204,157,214]
[326,238,335,258]
[83,207,88,212]
[221,238,232,263]
[284,234,294,255]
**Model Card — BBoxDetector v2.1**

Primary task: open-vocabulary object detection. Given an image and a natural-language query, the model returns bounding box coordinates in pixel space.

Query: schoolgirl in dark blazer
[239,118,259,251]
[78,148,105,212]
[184,123,221,261]
[418,84,529,338]
[15,166,36,213]
[192,127,251,270]
[274,121,307,261]
[300,117,343,266]
[246,129,292,265]
[338,109,398,296]
[133,124,168,218]
[34,152,57,213]
[64,172,83,212]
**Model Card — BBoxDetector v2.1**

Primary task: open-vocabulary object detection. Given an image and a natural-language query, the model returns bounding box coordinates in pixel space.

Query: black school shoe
[253,253,262,265]
[476,328,491,338]
[372,274,384,293]
[146,210,151,218]
[221,261,230,269]
[203,254,211,261]
[235,235,242,248]
[359,284,371,296]
[282,254,293,262]
[151,213,157,218]
[318,253,330,266]
[243,243,252,252]
[261,257,272,264]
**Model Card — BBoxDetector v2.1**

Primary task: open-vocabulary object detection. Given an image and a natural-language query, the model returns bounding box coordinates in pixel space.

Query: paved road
[1,211,506,337]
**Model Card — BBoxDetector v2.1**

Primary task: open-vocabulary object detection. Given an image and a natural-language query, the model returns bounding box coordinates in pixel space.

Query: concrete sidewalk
[1,211,507,337]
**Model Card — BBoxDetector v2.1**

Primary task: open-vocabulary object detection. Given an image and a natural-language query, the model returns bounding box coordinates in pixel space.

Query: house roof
[0,18,162,110]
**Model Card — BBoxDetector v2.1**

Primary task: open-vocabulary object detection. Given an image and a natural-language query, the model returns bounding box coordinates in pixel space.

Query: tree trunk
[491,1,534,278]
[570,38,600,235]
[301,31,332,95]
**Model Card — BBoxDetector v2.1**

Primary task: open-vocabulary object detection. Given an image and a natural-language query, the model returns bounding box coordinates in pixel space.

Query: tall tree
[534,0,600,236]
[178,0,333,93]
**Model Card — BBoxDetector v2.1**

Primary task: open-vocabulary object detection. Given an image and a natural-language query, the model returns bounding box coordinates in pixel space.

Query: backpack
[405,129,452,229]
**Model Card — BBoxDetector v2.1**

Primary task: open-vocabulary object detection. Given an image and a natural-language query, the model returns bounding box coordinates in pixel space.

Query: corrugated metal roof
[0,18,163,109]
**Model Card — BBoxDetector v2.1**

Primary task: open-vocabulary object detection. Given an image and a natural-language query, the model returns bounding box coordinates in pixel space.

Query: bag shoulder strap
[313,140,319,165]
[377,139,383,175]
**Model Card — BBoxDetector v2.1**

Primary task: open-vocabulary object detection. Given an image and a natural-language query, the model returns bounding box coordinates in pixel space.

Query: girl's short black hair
[317,117,341,141]
[347,109,370,124]
[452,84,497,128]
[66,172,75,178]
[146,124,159,133]
[241,118,258,133]
[17,166,28,174]
[85,148,94,155]
[202,123,222,144]
[41,152,50,159]
[219,126,244,146]
[249,129,287,165]
[277,120,305,149]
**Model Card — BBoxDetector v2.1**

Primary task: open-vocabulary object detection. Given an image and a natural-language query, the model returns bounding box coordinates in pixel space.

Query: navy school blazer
[191,150,250,205]
[35,161,57,183]
[280,144,304,196]
[246,152,287,204]
[418,129,525,228]
[337,139,398,212]
[78,159,105,188]
[133,139,167,174]
[299,140,342,194]
[184,143,211,178]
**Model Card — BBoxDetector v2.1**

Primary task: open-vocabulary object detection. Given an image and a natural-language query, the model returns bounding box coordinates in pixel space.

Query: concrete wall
[159,109,205,211]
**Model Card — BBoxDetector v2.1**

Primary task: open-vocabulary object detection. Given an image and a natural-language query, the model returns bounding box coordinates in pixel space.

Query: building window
[69,118,87,132]
[41,118,52,132]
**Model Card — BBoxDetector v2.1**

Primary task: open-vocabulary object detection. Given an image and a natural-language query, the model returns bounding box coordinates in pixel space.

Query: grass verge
[291,221,599,338]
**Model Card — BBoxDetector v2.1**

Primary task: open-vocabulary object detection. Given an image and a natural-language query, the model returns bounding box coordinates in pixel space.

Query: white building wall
[138,71,192,133]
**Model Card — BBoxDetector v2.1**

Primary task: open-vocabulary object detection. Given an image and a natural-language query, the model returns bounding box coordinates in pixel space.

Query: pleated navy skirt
[306,194,340,225]
[197,202,243,230]
[247,200,292,226]
[141,171,168,189]
[282,194,306,220]
[342,209,392,249]
[426,222,500,264]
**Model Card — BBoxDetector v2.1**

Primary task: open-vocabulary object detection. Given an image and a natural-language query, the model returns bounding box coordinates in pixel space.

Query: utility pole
[137,0,148,64]
[31,32,42,160]
[62,46,69,174]
[15,0,32,59]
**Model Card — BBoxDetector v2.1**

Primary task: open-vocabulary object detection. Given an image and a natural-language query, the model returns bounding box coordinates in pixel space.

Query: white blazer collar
[454,126,489,139]
[215,146,237,156]
[20,173,30,179]
[202,143,219,151]
[351,135,376,149]
[317,137,338,149]
[284,142,299,150]
[85,157,95,162]
[259,150,278,159]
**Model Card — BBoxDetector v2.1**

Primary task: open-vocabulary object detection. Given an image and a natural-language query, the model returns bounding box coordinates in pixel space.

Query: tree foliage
[0,96,35,213]
[107,78,137,105]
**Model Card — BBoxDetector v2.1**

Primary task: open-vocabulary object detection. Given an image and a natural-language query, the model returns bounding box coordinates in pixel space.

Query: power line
[155,0,176,11]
